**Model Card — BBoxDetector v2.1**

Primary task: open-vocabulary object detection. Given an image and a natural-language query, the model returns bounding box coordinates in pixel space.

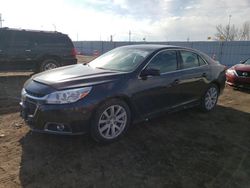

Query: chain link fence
[74,41,250,67]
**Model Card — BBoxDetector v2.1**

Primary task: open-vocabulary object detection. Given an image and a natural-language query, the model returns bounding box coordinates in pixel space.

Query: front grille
[236,70,250,77]
[24,98,37,115]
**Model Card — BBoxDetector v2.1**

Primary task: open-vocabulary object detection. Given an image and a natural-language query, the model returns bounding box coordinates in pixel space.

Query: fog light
[44,122,72,133]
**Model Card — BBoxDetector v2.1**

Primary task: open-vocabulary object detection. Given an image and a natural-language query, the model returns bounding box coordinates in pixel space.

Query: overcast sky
[0,0,250,41]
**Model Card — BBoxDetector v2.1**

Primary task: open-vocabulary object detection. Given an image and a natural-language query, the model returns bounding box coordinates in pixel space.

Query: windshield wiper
[95,67,110,70]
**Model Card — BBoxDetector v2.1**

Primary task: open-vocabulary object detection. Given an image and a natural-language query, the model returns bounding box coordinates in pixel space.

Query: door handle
[202,73,207,77]
[25,49,31,52]
[170,79,180,87]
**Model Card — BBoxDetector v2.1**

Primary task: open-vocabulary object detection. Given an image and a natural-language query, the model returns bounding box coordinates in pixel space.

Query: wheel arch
[92,95,137,123]
[210,80,221,94]
[36,55,62,71]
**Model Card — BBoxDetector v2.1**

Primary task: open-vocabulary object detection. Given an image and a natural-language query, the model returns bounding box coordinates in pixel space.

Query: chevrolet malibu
[20,45,226,143]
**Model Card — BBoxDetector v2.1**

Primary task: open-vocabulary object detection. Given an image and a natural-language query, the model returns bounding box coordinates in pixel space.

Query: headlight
[21,88,26,96]
[226,69,237,76]
[21,88,27,102]
[46,87,92,104]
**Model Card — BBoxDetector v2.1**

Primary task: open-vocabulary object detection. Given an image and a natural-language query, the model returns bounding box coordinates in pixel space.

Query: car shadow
[232,87,250,94]
[18,105,250,188]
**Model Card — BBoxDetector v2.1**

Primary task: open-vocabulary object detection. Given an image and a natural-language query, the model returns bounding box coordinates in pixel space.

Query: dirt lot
[0,66,250,187]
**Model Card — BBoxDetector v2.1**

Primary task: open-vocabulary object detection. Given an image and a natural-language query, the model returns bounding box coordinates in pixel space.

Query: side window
[35,34,51,45]
[0,31,10,48]
[198,56,207,66]
[10,32,31,48]
[147,50,177,74]
[180,51,199,69]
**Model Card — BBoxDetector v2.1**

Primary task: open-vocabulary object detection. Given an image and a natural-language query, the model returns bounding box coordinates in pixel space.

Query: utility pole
[226,15,232,41]
[129,30,131,42]
[228,15,232,28]
[0,13,4,28]
[52,24,57,31]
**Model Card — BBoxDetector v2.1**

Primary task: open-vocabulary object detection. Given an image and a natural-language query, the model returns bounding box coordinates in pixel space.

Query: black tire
[91,99,131,143]
[200,84,219,112]
[40,59,59,72]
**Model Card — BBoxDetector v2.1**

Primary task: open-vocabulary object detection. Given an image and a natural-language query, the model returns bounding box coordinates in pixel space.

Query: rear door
[7,31,34,70]
[176,50,210,103]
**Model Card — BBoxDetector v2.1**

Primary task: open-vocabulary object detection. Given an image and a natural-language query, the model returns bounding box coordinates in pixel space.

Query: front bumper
[20,97,94,135]
[226,74,250,89]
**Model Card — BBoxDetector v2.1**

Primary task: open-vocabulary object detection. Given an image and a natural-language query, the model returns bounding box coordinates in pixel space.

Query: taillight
[71,48,77,57]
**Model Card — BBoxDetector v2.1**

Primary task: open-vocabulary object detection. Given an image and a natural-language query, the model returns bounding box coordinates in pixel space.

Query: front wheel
[200,84,219,112]
[91,99,131,143]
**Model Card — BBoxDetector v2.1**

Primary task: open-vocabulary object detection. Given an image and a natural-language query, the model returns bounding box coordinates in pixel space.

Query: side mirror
[140,68,160,78]
[240,60,245,64]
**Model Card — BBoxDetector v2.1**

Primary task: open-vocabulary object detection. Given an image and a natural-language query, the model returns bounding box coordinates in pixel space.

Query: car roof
[120,44,193,51]
[0,27,65,35]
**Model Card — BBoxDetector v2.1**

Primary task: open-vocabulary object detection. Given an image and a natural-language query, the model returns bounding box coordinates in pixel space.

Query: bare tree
[214,21,250,41]
[215,24,239,41]
[239,21,250,40]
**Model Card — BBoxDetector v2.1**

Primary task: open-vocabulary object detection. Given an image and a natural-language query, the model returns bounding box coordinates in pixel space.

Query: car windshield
[244,59,250,65]
[89,47,152,72]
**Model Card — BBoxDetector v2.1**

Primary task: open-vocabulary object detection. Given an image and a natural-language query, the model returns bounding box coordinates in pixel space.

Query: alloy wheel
[98,105,127,139]
[44,62,58,71]
[204,87,218,110]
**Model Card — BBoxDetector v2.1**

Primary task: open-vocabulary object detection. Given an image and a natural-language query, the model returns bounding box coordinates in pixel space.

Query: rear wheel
[200,84,219,112]
[40,59,59,72]
[91,99,131,143]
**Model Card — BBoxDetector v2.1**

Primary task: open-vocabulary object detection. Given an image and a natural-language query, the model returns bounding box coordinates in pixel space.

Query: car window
[35,34,70,45]
[198,55,207,66]
[180,51,199,69]
[10,31,31,48]
[244,59,250,65]
[146,50,177,74]
[0,31,11,48]
[89,47,152,72]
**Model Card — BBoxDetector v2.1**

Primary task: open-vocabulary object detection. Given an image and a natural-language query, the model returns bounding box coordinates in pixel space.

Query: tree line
[214,21,250,41]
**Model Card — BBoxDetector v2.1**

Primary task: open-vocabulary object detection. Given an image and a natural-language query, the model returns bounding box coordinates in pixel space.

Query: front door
[132,50,183,116]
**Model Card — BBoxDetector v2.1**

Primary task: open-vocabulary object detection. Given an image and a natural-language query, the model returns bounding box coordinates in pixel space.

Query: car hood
[234,64,250,72]
[32,64,126,90]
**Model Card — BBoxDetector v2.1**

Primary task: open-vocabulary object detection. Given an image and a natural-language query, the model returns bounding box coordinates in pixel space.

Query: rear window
[34,33,72,46]
[180,51,199,69]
